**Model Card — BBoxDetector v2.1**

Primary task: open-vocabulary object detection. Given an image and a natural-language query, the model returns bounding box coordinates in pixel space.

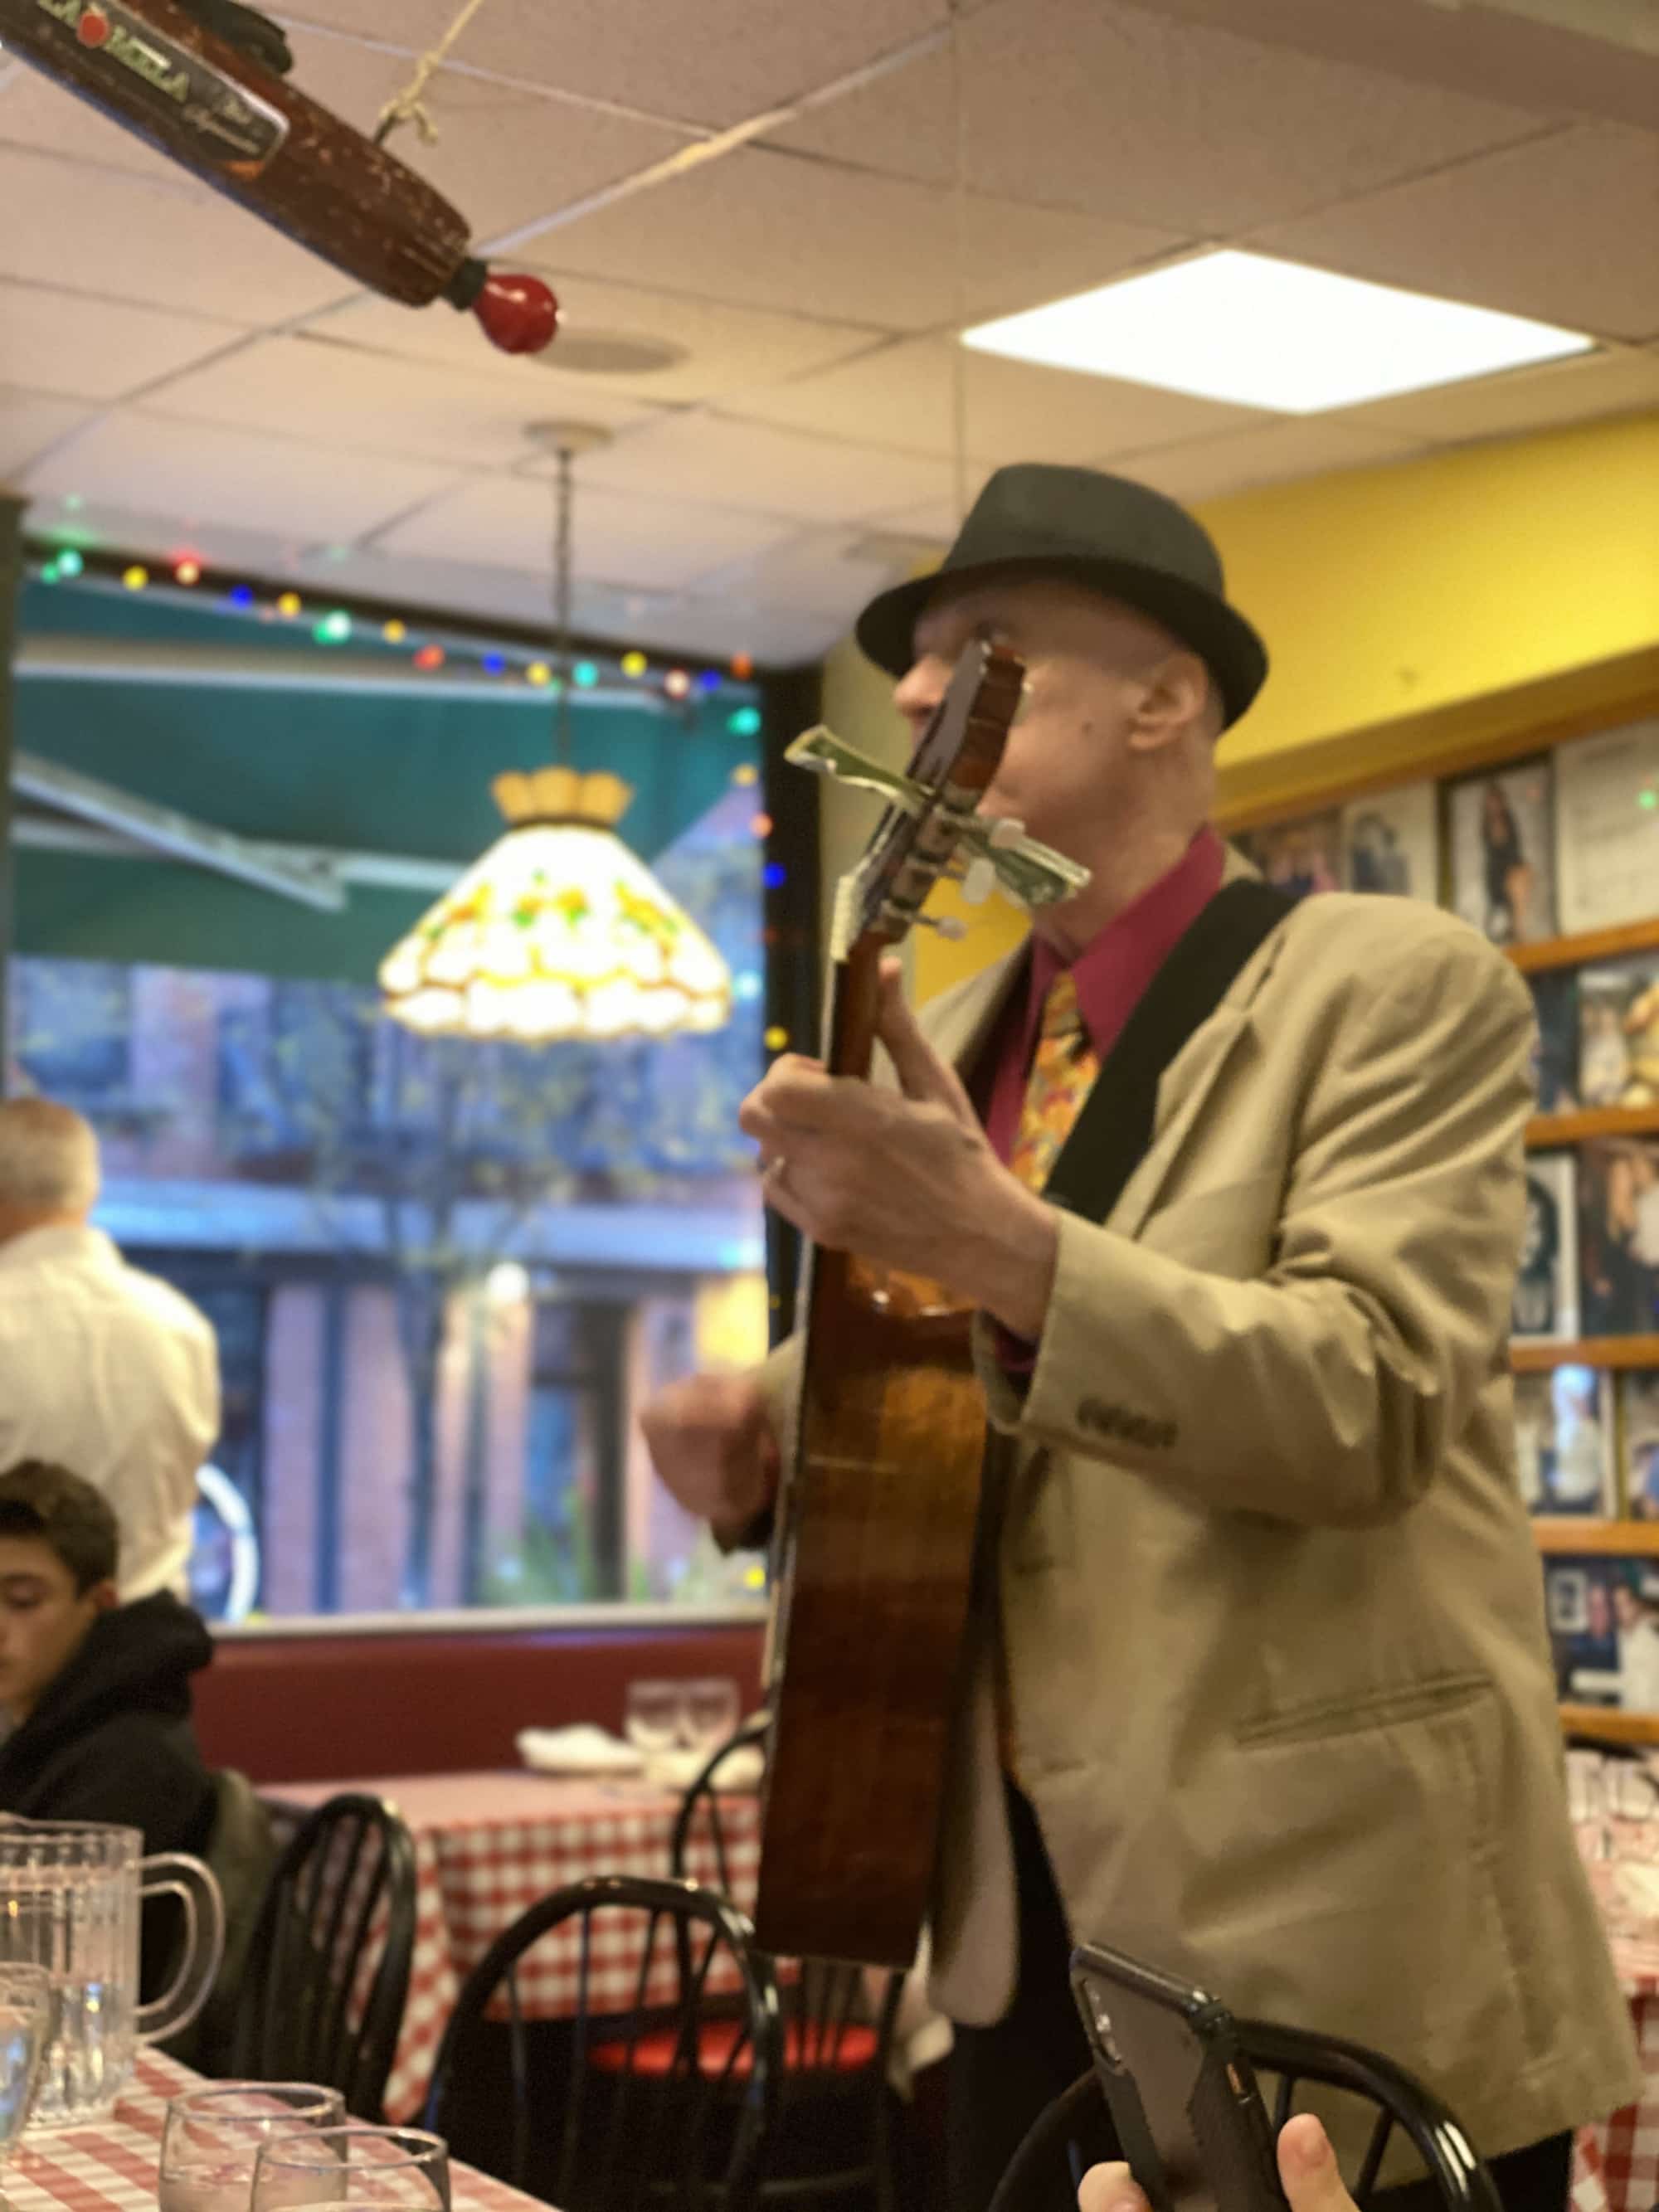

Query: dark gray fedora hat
[854,463,1267,729]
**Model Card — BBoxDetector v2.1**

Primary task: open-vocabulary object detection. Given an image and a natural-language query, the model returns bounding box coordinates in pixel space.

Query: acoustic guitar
[753,639,1087,1968]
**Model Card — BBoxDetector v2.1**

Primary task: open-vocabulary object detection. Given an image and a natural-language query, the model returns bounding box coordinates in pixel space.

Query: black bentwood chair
[674,1719,906,2212]
[985,2014,1502,2212]
[228,1791,417,2121]
[424,1872,778,2212]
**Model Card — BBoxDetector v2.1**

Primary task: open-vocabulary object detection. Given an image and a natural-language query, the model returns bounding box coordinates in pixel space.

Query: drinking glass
[683,1677,741,1759]
[624,1680,685,1762]
[0,1965,50,2167]
[251,2126,450,2212]
[160,2083,348,2212]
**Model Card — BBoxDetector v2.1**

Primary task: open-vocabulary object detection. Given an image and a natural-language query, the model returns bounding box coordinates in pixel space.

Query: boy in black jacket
[0,1459,214,1861]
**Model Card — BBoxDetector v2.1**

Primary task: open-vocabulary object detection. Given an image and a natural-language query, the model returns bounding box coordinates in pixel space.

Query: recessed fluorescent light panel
[961,250,1594,414]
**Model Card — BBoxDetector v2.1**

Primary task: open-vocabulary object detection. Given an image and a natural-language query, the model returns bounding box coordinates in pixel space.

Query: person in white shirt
[0,1099,219,1602]
[1613,1581,1659,1715]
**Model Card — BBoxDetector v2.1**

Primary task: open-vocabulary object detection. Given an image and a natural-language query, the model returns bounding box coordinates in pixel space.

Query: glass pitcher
[0,1818,224,2127]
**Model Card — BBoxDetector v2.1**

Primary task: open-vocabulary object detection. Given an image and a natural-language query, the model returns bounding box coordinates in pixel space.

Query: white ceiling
[2,0,1657,665]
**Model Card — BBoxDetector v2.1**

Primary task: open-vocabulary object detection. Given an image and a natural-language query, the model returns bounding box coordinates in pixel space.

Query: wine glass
[160,2083,348,2212]
[0,1965,50,2166]
[251,2126,450,2212]
[624,1680,686,1767]
[683,1678,742,1762]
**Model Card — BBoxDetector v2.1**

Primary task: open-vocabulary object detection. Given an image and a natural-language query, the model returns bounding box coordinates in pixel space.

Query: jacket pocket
[1233,1667,1492,1748]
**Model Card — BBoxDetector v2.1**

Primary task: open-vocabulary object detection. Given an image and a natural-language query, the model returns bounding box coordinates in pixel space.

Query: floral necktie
[1009,968,1099,1190]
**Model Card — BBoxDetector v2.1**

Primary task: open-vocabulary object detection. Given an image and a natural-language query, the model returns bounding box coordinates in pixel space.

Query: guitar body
[754,1262,985,1966]
[753,639,1029,1969]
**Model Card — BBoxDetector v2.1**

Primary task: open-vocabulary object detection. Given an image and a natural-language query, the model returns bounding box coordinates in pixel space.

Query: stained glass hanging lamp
[378,421,733,1041]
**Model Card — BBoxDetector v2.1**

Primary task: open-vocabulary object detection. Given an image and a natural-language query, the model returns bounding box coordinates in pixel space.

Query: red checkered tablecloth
[268,1770,760,2125]
[1575,1932,1659,2212]
[3,2049,548,2212]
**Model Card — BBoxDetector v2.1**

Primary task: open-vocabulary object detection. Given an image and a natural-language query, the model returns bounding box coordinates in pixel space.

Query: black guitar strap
[1039,877,1296,1228]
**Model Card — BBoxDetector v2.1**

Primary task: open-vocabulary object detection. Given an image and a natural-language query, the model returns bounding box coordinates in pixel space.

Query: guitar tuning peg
[917,913,968,941]
[987,818,1026,850]
[959,858,998,906]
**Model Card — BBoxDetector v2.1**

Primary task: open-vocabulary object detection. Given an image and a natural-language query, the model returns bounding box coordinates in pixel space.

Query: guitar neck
[800,936,886,1324]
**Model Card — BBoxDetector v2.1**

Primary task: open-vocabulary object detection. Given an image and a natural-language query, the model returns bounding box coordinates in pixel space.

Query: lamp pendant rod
[553,440,573,770]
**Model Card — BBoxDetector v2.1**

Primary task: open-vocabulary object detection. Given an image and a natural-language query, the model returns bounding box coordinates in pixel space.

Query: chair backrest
[231,1791,416,2121]
[673,1721,904,2091]
[423,1873,777,2212]
[1234,2016,1502,2212]
[985,2025,1502,2212]
[162,1767,280,2073]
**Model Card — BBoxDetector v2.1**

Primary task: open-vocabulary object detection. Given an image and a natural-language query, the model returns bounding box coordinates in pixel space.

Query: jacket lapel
[1107,862,1288,1239]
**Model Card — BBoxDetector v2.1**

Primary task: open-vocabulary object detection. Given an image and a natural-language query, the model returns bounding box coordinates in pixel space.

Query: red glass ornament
[471,273,559,357]
[77,6,110,42]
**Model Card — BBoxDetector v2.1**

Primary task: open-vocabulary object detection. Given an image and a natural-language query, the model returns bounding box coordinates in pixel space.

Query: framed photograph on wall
[1234,811,1342,902]
[1579,955,1659,1109]
[1446,756,1557,947]
[1340,781,1439,901]
[1513,1366,1615,1514]
[1530,970,1580,1115]
[1623,1373,1659,1522]
[1545,1555,1659,1710]
[1579,1137,1659,1337]
[1513,1153,1579,1342]
[1554,717,1659,936]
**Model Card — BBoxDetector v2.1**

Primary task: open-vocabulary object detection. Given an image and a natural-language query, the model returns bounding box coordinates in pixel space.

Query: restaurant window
[2,569,796,1622]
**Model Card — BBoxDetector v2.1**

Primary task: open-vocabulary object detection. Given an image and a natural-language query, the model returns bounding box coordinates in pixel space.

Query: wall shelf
[1512,1338,1659,1373]
[1526,1105,1659,1147]
[1510,916,1659,977]
[1535,1520,1659,1557]
[1559,1704,1659,1747]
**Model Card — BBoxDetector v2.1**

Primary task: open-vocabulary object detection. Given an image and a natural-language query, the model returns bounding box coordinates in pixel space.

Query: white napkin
[517,1724,645,1777]
[647,1743,766,1792]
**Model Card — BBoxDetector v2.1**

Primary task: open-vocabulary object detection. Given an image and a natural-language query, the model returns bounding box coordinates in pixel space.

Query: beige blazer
[759,859,1638,2165]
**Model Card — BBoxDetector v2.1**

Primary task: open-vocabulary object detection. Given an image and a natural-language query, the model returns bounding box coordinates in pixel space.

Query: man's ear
[1126,651,1213,755]
[87,1578,119,1616]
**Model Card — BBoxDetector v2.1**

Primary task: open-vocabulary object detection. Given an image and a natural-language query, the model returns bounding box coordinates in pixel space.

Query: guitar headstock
[833,639,1025,960]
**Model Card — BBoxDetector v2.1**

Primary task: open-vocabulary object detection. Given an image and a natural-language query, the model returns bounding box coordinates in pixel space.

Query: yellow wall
[818,406,1659,1002]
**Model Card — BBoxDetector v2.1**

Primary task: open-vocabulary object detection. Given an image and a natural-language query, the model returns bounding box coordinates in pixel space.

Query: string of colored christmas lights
[26,540,760,722]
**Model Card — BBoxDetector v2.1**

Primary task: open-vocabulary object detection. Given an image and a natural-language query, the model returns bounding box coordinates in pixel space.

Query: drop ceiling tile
[0,283,243,403]
[275,30,693,241]
[271,0,951,129]
[1251,124,1659,345]
[514,147,1188,332]
[724,336,1263,464]
[143,333,659,469]
[376,473,795,591]
[0,146,353,323]
[767,0,1553,231]
[693,527,940,630]
[317,270,877,404]
[1111,420,1427,506]
[0,59,183,183]
[21,411,465,545]
[0,388,98,479]
[9,498,325,577]
[1340,344,1659,441]
[570,412,951,525]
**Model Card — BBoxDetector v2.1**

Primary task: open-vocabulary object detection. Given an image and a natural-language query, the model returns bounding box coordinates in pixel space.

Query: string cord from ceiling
[552,438,575,768]
[948,0,970,525]
[374,0,491,145]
